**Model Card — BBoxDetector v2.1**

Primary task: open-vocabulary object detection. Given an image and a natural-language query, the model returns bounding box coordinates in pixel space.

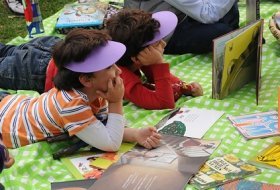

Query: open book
[89,135,220,190]
[156,107,224,138]
[60,143,134,179]
[212,19,264,104]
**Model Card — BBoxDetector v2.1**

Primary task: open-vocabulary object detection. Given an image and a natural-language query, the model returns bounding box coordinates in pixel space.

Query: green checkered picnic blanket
[1,1,280,189]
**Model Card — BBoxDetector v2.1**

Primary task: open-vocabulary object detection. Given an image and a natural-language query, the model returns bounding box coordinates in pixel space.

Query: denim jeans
[165,2,240,54]
[0,36,61,93]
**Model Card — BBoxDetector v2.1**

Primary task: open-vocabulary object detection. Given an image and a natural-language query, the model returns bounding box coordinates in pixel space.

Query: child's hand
[96,76,124,103]
[181,82,203,97]
[135,127,161,149]
[189,82,203,97]
[4,155,14,169]
[135,43,164,66]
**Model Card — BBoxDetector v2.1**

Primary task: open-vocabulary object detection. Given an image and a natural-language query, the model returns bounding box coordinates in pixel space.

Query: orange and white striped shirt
[0,88,107,148]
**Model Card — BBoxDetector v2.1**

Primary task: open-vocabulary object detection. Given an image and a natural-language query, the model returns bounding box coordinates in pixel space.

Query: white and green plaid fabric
[1,1,280,189]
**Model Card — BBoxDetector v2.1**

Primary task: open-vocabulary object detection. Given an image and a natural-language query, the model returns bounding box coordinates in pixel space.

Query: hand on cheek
[96,77,124,103]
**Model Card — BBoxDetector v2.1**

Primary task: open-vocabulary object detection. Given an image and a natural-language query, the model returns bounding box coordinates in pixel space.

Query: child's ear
[79,75,93,87]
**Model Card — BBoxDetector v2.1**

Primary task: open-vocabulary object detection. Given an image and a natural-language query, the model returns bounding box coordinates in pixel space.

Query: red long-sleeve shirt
[119,63,181,110]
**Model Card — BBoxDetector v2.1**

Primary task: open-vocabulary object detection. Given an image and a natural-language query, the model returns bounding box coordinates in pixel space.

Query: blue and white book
[55,2,108,29]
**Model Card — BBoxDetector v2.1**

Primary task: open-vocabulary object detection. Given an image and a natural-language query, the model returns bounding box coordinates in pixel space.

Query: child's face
[92,64,122,92]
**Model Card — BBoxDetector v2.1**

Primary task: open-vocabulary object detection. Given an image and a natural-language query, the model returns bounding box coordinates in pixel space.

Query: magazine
[89,134,221,190]
[212,19,263,104]
[249,141,280,171]
[228,111,279,140]
[156,107,224,138]
[60,143,134,179]
[189,154,261,190]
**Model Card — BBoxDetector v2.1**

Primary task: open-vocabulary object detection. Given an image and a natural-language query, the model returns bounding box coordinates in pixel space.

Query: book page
[89,135,220,190]
[157,107,224,138]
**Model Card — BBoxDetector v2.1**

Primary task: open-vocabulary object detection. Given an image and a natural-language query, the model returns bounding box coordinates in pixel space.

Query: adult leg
[165,1,239,54]
[0,36,61,93]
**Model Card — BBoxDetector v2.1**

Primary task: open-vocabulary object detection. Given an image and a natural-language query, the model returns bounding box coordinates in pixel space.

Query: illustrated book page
[157,107,224,138]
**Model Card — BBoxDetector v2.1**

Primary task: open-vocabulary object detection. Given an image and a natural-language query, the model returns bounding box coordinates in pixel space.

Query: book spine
[246,0,260,24]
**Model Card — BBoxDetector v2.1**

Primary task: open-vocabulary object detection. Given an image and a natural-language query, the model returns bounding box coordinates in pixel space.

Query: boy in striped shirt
[0,29,161,151]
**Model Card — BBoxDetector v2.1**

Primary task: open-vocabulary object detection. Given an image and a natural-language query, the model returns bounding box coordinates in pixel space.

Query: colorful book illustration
[212,19,263,104]
[60,143,134,179]
[250,142,280,171]
[216,179,280,190]
[228,111,279,140]
[55,2,108,29]
[157,107,224,138]
[51,179,96,190]
[189,154,261,190]
[89,135,221,190]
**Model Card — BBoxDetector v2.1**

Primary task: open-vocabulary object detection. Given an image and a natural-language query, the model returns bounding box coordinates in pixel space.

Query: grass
[0,0,76,44]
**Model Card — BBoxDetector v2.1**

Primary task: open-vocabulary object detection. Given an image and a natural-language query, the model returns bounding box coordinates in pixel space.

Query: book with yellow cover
[250,141,280,172]
[212,19,263,104]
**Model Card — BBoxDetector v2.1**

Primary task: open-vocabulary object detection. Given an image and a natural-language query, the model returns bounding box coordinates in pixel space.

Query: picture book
[212,19,264,104]
[215,179,280,190]
[189,154,261,190]
[249,141,280,171]
[51,179,96,190]
[89,134,221,190]
[228,111,279,140]
[60,143,134,179]
[156,107,224,138]
[55,2,108,29]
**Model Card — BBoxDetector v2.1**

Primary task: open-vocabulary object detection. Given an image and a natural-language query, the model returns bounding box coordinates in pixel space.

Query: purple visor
[144,11,178,46]
[64,41,126,73]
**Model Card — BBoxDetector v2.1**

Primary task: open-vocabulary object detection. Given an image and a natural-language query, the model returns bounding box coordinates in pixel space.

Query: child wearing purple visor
[0,29,161,151]
[106,9,203,110]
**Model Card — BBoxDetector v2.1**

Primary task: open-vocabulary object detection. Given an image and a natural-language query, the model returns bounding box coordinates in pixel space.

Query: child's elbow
[101,141,122,152]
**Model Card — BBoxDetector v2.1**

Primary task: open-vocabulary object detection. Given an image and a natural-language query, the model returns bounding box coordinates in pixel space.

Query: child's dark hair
[52,29,111,90]
[106,9,160,67]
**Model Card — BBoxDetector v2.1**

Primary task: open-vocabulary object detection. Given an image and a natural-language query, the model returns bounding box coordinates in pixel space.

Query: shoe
[5,0,24,15]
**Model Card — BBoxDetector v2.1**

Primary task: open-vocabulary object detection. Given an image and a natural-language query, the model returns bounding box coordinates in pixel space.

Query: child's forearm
[123,128,137,143]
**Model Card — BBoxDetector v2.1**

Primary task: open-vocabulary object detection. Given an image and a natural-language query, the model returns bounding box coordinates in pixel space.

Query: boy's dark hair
[53,28,111,90]
[106,9,160,67]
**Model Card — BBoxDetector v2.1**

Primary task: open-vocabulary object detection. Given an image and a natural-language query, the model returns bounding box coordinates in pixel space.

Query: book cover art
[189,154,261,190]
[228,111,279,140]
[157,107,224,138]
[216,179,280,190]
[212,19,263,103]
[250,142,280,172]
[60,143,134,179]
[89,135,220,190]
[51,179,96,190]
[55,2,108,29]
